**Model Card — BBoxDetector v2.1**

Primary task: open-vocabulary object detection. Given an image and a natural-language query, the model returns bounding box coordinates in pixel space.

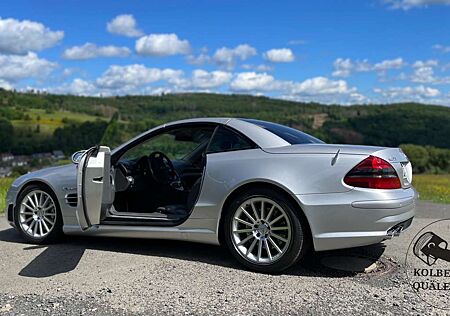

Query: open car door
[76,146,114,230]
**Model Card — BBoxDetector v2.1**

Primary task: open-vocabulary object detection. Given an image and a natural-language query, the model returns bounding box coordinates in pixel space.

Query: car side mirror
[71,150,86,164]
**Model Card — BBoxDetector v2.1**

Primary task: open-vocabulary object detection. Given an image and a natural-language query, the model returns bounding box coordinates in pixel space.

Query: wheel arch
[14,180,62,220]
[218,181,312,247]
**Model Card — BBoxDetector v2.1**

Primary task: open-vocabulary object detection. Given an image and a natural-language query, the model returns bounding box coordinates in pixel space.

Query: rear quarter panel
[191,148,368,222]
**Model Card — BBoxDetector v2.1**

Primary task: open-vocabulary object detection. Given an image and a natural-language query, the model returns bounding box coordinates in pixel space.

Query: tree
[0,118,14,152]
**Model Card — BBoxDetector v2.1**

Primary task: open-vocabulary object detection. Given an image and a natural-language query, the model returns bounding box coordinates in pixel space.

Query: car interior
[103,124,256,225]
[106,125,216,223]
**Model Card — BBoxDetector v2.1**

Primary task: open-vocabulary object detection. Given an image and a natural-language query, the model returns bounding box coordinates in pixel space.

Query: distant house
[0,153,14,162]
[12,155,30,167]
[52,150,65,160]
[32,152,53,161]
[0,166,12,178]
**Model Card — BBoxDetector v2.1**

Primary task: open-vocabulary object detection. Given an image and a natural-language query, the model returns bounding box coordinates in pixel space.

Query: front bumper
[298,187,417,251]
[5,186,17,227]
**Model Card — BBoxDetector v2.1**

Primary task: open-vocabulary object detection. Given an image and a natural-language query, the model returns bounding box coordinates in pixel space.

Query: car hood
[12,164,77,189]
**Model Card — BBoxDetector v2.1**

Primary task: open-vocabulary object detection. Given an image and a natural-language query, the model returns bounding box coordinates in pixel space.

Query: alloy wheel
[231,197,292,265]
[19,190,57,238]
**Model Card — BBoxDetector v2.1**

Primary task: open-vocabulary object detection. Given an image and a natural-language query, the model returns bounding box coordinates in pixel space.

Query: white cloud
[186,53,211,65]
[433,44,450,53]
[230,72,278,92]
[332,57,405,77]
[213,44,257,69]
[374,85,440,99]
[373,58,405,71]
[0,52,57,83]
[172,69,232,90]
[241,64,273,72]
[291,77,353,96]
[384,0,450,10]
[50,78,97,96]
[107,14,143,37]
[0,17,63,54]
[135,33,190,56]
[0,79,12,90]
[263,48,295,63]
[62,43,131,60]
[96,64,183,91]
[412,59,438,68]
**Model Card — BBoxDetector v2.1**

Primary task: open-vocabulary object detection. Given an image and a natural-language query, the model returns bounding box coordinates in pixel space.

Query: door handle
[93,176,103,183]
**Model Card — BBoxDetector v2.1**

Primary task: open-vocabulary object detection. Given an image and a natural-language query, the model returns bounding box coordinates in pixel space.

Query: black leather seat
[157,178,202,217]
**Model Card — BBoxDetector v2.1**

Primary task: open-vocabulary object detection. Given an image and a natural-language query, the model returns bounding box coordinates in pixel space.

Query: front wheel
[14,184,63,244]
[223,188,307,273]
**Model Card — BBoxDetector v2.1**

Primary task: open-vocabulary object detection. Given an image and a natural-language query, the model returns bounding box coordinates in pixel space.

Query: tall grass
[413,174,450,204]
[0,178,14,214]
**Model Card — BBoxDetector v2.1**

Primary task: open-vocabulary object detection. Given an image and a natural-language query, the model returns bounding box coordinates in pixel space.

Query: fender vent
[65,193,78,207]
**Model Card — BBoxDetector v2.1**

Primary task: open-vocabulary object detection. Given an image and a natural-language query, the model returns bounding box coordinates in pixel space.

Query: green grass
[0,178,14,214]
[413,174,450,204]
[12,108,105,136]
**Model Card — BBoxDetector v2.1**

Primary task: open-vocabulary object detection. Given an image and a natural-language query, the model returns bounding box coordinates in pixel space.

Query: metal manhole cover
[318,255,395,275]
[320,255,379,273]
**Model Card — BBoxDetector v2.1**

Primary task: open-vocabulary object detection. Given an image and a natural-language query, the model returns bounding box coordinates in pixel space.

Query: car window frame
[111,122,219,165]
[206,125,258,155]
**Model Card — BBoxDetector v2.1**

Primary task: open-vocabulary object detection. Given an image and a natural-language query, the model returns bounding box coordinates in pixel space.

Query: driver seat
[156,178,202,217]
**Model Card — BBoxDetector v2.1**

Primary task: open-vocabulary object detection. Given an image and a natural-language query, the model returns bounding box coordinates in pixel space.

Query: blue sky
[0,0,450,105]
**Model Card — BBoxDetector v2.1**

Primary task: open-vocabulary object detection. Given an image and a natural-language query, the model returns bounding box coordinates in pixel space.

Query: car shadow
[0,227,387,278]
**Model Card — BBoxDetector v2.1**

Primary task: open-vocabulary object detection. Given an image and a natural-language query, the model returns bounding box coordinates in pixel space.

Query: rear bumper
[297,187,417,251]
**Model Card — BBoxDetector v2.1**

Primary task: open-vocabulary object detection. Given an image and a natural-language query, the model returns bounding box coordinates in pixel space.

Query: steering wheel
[147,151,184,191]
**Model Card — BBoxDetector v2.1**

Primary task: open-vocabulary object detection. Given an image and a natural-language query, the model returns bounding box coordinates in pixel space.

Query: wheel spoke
[28,220,36,232]
[271,232,288,243]
[260,201,265,220]
[21,217,33,224]
[246,238,258,256]
[39,193,44,208]
[27,196,36,208]
[265,205,275,221]
[33,194,39,209]
[32,220,38,236]
[268,237,282,254]
[241,207,256,223]
[269,214,284,226]
[39,221,44,236]
[257,240,263,262]
[264,239,272,261]
[271,226,289,231]
[42,195,50,208]
[22,203,35,213]
[41,218,50,233]
[237,234,254,246]
[234,217,253,227]
[250,202,259,221]
[20,210,34,215]
[43,216,55,225]
[234,228,253,233]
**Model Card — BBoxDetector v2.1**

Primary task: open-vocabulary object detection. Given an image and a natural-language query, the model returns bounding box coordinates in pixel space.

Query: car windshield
[242,119,324,145]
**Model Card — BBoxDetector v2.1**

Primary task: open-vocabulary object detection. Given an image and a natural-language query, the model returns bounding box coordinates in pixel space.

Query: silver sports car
[5,118,416,273]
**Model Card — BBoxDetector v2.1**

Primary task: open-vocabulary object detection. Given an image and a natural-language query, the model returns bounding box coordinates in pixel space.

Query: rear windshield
[242,119,325,145]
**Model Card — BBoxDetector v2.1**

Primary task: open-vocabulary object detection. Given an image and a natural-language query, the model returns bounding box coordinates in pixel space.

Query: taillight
[344,155,401,189]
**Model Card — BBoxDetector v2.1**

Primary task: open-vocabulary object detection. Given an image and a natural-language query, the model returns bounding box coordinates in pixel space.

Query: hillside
[0,89,449,155]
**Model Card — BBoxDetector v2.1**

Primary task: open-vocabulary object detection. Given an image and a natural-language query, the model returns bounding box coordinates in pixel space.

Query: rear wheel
[223,188,307,273]
[14,184,63,244]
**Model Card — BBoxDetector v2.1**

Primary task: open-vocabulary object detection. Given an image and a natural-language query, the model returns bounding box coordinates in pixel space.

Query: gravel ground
[0,201,449,315]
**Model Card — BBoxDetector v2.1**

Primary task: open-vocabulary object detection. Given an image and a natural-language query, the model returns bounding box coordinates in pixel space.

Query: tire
[223,188,308,273]
[14,184,64,244]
